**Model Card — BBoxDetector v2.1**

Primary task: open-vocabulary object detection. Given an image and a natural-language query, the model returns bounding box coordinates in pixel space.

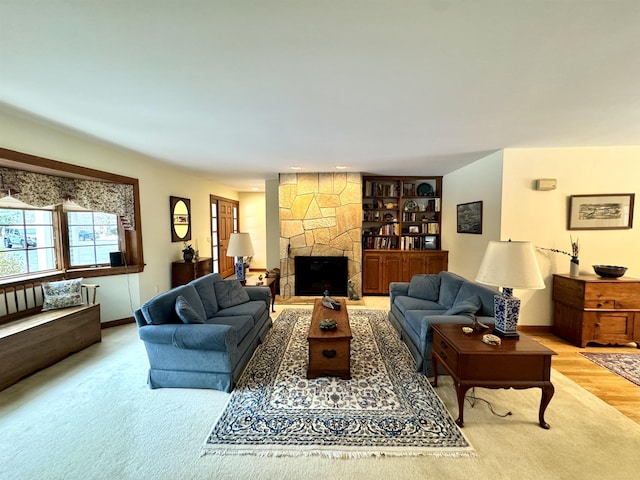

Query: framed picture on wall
[456,201,483,234]
[568,193,635,230]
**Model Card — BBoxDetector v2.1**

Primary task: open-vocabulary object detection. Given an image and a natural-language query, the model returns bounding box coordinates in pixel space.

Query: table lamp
[227,232,254,283]
[475,240,545,338]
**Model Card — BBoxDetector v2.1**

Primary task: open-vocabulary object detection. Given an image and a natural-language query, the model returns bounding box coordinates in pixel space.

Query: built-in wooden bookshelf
[362,176,442,251]
[361,175,448,294]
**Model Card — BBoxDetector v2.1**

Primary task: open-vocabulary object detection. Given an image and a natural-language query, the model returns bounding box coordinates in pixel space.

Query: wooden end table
[430,323,557,429]
[307,298,352,380]
[244,276,277,312]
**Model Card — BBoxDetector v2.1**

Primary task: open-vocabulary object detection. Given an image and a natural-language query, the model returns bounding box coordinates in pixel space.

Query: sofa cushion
[455,281,497,317]
[175,295,205,324]
[394,296,446,316]
[206,315,254,344]
[214,280,251,309]
[142,285,206,325]
[407,274,441,301]
[444,294,482,317]
[190,273,223,317]
[213,300,267,326]
[437,271,466,308]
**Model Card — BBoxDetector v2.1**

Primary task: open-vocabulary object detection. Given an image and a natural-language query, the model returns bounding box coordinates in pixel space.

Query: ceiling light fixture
[335,165,348,170]
[290,166,302,170]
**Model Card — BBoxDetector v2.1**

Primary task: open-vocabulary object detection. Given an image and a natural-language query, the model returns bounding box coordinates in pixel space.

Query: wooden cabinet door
[218,200,236,278]
[425,251,448,275]
[363,253,382,294]
[403,252,428,281]
[383,252,403,286]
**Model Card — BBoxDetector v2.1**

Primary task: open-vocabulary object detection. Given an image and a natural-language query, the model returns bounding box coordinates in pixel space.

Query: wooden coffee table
[307,298,352,380]
[430,323,556,429]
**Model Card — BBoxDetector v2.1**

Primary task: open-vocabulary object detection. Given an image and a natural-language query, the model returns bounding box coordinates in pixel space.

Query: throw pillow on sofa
[42,278,84,311]
[175,295,205,324]
[214,280,251,309]
[444,294,482,317]
[407,274,441,301]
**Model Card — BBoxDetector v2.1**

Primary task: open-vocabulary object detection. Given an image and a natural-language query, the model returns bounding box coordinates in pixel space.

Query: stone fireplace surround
[279,172,362,299]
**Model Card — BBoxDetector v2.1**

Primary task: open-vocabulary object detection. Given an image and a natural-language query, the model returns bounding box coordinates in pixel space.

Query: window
[67,211,120,267]
[0,207,56,277]
[0,147,145,282]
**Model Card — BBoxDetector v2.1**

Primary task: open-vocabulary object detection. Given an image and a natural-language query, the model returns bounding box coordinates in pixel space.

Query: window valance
[0,167,135,228]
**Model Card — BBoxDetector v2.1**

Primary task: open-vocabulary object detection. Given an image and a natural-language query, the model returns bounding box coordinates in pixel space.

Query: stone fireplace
[279,172,362,298]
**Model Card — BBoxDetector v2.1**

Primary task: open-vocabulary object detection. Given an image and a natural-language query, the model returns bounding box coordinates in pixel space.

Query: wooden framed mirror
[170,196,191,242]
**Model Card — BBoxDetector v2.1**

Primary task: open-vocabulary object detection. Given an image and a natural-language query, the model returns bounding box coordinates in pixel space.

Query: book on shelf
[365,180,399,198]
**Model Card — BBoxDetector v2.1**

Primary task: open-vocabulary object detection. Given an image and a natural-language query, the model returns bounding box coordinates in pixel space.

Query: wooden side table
[430,323,556,429]
[171,257,212,288]
[552,274,640,348]
[244,276,277,312]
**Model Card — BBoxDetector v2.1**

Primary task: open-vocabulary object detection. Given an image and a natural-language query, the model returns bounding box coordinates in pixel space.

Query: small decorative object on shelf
[482,333,502,346]
[322,290,341,310]
[592,265,627,278]
[538,236,580,276]
[319,318,338,330]
[182,243,195,262]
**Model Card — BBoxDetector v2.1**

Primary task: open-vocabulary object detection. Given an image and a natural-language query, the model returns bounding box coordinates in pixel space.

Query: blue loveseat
[134,273,272,392]
[388,271,497,376]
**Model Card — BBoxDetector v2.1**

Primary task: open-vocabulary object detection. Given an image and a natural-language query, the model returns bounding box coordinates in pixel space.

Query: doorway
[210,195,238,278]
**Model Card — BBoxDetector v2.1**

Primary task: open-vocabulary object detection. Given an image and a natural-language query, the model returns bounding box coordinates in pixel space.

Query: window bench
[0,283,101,392]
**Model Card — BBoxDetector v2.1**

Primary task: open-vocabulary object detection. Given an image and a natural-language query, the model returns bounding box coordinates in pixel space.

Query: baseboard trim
[519,325,553,333]
[101,317,135,329]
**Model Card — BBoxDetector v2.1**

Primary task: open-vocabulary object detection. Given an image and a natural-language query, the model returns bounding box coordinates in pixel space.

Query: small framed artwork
[568,193,635,230]
[457,201,483,234]
[423,236,437,249]
[408,225,420,233]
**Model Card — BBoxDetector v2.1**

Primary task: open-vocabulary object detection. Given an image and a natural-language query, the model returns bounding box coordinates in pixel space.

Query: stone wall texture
[279,172,362,298]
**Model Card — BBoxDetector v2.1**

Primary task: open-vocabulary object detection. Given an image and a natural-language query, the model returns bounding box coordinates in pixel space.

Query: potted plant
[539,237,579,276]
[182,243,195,262]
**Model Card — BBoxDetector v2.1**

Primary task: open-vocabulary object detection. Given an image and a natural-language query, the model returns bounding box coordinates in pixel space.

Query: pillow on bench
[42,278,84,311]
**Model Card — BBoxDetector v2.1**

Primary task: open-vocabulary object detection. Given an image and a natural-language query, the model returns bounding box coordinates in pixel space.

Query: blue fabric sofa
[388,271,497,376]
[134,273,272,392]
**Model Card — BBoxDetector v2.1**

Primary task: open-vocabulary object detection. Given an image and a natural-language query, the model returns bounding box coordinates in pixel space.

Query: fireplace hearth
[294,256,348,297]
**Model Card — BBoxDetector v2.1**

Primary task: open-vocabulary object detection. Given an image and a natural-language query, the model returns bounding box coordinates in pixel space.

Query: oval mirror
[170,196,191,242]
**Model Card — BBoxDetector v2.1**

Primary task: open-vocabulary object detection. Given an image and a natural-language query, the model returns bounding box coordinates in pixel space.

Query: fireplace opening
[294,256,348,297]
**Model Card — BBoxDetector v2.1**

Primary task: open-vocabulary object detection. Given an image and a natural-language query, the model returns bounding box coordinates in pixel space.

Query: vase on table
[570,256,579,277]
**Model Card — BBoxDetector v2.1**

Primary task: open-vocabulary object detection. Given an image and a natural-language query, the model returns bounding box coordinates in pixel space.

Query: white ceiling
[2,1,640,191]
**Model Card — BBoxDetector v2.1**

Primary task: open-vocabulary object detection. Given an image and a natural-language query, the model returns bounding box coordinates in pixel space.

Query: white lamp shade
[476,240,545,290]
[227,232,255,257]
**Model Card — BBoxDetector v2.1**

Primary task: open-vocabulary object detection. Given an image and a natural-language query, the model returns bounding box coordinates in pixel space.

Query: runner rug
[202,308,474,458]
[580,352,640,387]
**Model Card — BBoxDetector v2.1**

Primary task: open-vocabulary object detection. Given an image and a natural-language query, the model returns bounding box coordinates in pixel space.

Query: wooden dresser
[171,257,213,288]
[552,274,640,348]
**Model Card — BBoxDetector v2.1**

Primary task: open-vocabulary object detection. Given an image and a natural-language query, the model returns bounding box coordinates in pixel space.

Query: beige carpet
[1,316,639,479]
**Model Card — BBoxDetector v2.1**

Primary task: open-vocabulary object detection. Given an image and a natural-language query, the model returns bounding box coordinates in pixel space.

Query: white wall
[443,147,640,328]
[239,191,267,270]
[442,151,504,279]
[0,105,239,322]
[264,178,281,271]
[502,147,640,326]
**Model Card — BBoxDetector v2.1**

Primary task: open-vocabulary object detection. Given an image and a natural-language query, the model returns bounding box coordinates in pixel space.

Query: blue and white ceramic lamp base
[493,288,521,338]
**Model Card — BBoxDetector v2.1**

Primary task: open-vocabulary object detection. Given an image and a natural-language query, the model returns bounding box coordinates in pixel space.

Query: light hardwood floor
[525,331,640,424]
